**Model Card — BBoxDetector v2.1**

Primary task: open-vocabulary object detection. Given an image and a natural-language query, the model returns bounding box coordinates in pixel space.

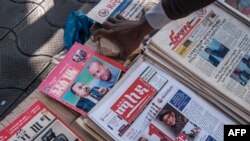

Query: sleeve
[145,0,216,29]
[161,0,216,20]
[145,1,172,29]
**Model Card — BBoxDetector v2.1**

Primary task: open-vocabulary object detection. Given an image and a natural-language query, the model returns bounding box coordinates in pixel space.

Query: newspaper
[88,56,236,141]
[38,42,127,116]
[217,0,250,24]
[149,3,250,118]
[0,100,82,141]
[75,117,106,141]
[87,0,159,23]
[144,48,250,123]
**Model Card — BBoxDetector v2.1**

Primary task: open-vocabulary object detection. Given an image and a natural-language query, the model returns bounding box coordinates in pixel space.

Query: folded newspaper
[87,0,159,23]
[88,56,237,141]
[148,3,250,122]
[0,100,82,141]
[38,42,127,116]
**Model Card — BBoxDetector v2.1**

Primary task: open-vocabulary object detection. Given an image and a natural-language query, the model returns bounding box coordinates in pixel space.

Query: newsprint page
[0,100,82,141]
[149,3,250,116]
[88,57,236,141]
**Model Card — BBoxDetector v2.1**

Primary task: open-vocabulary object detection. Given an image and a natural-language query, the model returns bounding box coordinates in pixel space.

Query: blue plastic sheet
[64,11,94,50]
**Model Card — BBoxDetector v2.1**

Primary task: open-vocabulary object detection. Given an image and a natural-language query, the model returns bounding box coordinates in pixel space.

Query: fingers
[92,29,111,41]
[107,15,125,24]
[102,15,128,29]
[103,21,113,29]
[92,15,127,42]
[116,15,126,20]
[108,17,121,23]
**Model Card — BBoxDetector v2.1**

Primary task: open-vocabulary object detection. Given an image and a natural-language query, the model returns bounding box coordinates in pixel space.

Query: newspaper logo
[111,77,157,124]
[98,9,109,17]
[106,0,122,10]
[169,17,201,50]
[49,67,78,97]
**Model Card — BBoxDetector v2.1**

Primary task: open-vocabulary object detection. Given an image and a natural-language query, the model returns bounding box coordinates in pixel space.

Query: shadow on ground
[0,0,98,120]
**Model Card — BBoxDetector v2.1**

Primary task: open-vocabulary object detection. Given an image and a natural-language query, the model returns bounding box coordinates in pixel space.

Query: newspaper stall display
[88,56,236,141]
[148,3,250,121]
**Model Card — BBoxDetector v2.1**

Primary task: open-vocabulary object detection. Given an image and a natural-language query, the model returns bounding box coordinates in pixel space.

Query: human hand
[93,15,153,59]
[98,87,108,94]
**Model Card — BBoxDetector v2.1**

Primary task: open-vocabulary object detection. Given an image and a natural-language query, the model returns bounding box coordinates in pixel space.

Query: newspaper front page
[88,57,236,141]
[144,49,249,123]
[150,3,250,115]
[38,42,127,116]
[0,100,82,141]
[87,0,159,23]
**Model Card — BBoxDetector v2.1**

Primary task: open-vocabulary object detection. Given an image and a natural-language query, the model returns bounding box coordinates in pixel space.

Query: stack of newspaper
[1,100,83,141]
[146,2,250,123]
[36,0,250,141]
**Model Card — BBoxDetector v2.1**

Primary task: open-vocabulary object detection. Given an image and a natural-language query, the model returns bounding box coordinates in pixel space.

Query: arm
[146,0,216,29]
[162,0,216,20]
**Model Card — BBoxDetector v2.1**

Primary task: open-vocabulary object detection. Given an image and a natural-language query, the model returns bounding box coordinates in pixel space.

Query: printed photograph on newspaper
[230,53,250,86]
[137,102,202,141]
[38,42,127,116]
[200,38,230,67]
[88,58,237,141]
[0,100,82,141]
